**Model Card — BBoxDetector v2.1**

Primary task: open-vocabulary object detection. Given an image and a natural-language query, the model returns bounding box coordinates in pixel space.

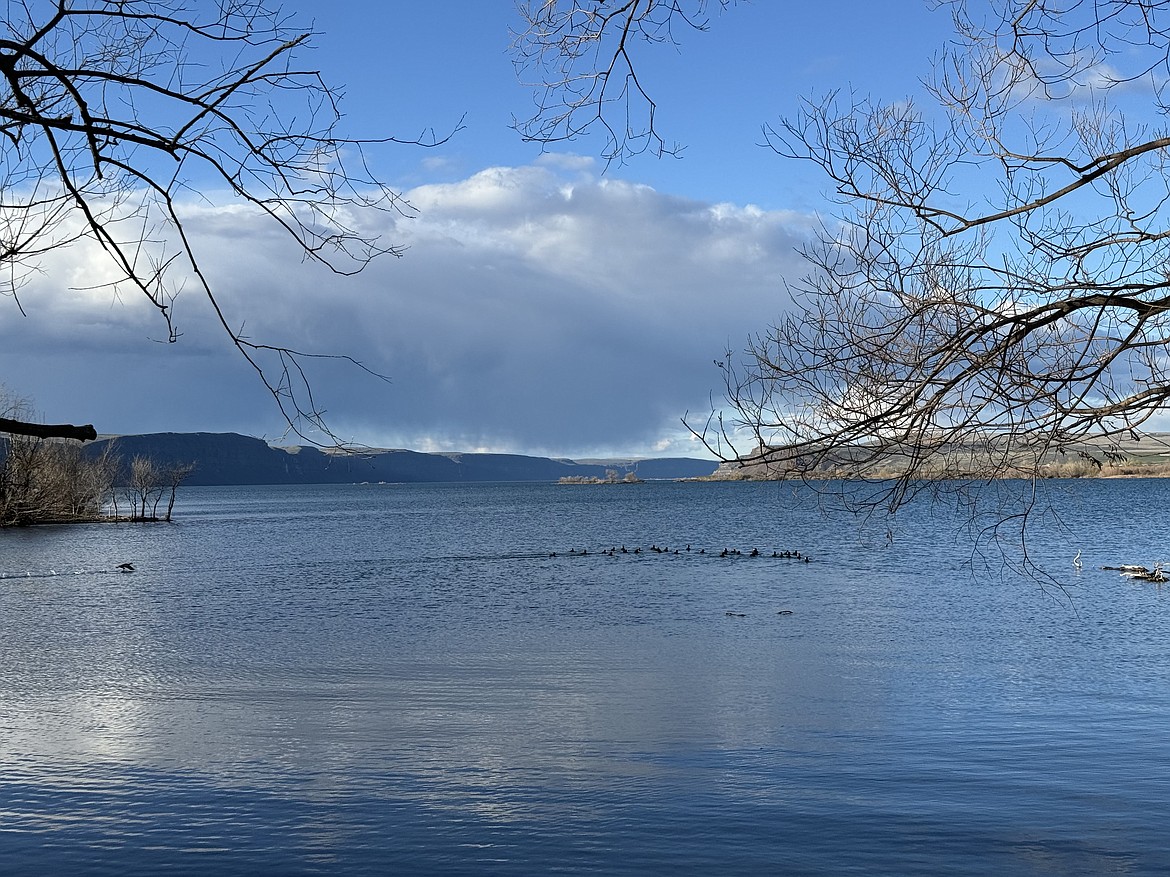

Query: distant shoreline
[703,434,1170,482]
[76,432,720,486]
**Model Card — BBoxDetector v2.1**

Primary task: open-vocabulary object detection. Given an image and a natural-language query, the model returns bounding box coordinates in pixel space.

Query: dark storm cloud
[0,159,813,456]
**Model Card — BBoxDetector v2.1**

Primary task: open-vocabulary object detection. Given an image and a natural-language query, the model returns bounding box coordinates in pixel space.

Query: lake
[1,479,1168,875]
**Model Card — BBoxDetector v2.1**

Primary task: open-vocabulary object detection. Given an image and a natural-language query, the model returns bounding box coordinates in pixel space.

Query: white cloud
[0,160,814,457]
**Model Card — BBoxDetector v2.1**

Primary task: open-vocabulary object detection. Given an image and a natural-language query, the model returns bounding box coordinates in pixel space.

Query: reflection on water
[1,481,1169,874]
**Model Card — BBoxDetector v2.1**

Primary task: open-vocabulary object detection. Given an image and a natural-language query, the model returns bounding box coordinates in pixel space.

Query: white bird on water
[1073,550,1083,571]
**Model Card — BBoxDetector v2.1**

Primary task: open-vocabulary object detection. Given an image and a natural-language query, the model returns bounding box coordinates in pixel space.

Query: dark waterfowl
[117,562,135,573]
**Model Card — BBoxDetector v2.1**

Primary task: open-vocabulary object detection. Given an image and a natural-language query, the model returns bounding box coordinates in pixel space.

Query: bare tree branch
[0,1,455,444]
[0,416,95,441]
[511,0,733,164]
[688,0,1170,555]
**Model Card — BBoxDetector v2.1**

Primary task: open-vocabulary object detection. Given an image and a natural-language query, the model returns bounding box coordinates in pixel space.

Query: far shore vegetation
[0,428,193,527]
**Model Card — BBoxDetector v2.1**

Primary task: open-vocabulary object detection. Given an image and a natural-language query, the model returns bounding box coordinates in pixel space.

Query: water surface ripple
[1,480,1168,875]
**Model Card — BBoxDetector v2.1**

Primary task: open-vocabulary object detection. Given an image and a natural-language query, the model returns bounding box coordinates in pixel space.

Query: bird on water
[117,562,135,572]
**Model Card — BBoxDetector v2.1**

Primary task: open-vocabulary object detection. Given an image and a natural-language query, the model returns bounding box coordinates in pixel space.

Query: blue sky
[311,1,951,209]
[0,2,955,457]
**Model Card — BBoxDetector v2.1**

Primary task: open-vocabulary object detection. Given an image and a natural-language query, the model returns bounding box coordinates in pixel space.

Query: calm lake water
[1,479,1168,875]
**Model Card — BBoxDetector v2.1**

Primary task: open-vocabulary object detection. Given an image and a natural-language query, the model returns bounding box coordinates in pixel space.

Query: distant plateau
[83,432,720,486]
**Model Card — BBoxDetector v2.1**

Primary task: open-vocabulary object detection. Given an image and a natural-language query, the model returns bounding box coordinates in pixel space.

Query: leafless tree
[162,460,194,521]
[123,454,162,520]
[703,1,1170,520]
[518,0,1170,555]
[1,1,443,443]
[0,391,115,523]
[76,439,118,515]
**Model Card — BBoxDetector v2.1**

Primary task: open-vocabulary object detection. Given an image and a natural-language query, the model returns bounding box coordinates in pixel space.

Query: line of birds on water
[550,544,811,562]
